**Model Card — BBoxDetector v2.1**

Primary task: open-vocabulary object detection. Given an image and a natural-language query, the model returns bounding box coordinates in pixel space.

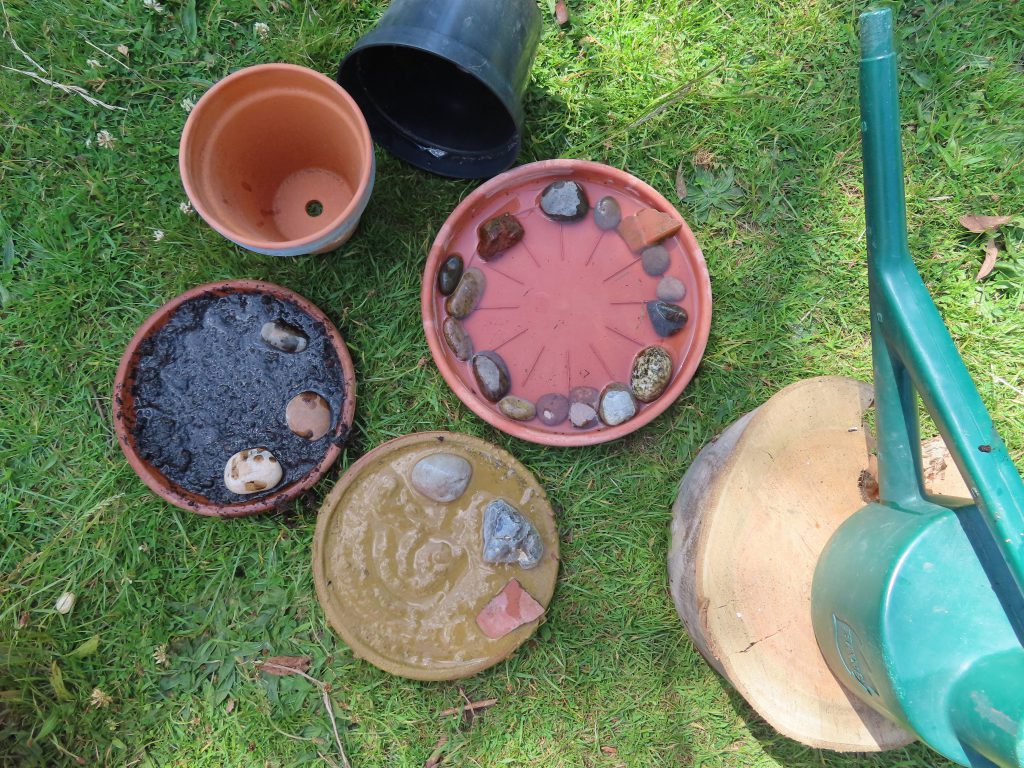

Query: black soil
[130,290,347,504]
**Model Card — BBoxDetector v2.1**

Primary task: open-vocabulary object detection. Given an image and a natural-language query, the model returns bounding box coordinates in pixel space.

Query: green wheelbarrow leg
[811,9,1024,768]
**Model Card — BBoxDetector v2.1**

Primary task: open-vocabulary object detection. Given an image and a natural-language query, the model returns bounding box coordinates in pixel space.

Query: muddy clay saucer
[422,159,712,446]
[113,280,357,517]
[312,432,559,680]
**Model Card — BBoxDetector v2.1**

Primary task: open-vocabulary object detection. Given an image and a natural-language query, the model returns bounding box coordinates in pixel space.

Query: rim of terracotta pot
[421,158,713,447]
[179,63,374,256]
[112,280,357,517]
[312,431,559,680]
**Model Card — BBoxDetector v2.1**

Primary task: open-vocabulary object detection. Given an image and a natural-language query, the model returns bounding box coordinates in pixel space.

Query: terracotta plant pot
[422,159,712,446]
[112,280,357,517]
[180,64,374,256]
[313,431,559,680]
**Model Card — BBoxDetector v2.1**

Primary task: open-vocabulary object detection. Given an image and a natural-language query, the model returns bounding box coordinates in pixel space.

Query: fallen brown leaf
[976,237,999,280]
[260,655,312,676]
[960,214,1012,233]
[601,745,619,754]
[675,160,688,201]
[438,697,498,717]
[424,735,448,768]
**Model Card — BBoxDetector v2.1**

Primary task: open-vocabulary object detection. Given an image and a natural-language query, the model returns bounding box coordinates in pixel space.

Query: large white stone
[224,448,283,495]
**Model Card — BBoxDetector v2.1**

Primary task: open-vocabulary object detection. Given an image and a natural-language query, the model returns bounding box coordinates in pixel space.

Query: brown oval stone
[285,391,332,441]
[445,268,486,319]
[443,317,473,361]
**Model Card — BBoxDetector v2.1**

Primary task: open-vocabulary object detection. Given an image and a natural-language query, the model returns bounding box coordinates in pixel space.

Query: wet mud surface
[130,291,347,504]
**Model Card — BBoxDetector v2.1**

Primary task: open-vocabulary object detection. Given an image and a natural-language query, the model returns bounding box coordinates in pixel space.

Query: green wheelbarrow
[669,9,1024,767]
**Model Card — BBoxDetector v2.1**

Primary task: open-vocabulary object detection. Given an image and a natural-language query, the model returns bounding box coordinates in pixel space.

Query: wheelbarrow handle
[860,9,1024,597]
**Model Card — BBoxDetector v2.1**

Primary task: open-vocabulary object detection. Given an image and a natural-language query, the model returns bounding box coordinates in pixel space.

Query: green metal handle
[860,8,1024,598]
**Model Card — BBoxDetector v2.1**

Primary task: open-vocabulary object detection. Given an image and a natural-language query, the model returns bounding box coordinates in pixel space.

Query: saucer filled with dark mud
[113,280,356,516]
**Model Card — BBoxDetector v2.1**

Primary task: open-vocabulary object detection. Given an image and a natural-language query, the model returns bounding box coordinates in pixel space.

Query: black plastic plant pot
[337,0,541,179]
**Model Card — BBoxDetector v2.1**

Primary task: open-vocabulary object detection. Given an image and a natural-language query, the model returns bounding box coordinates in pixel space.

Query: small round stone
[411,453,473,502]
[498,395,536,421]
[536,393,570,426]
[446,268,486,319]
[540,180,589,222]
[641,245,670,276]
[472,351,511,402]
[261,319,308,353]
[599,383,638,426]
[631,346,672,403]
[443,317,473,361]
[285,391,332,440]
[656,275,686,302]
[569,402,598,429]
[224,448,283,495]
[437,254,464,296]
[593,196,622,230]
[569,385,600,409]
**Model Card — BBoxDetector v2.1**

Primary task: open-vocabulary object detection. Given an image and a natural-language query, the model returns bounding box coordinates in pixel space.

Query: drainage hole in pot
[305,200,324,217]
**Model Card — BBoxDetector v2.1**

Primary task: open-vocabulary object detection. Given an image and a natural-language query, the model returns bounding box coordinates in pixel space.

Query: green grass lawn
[3,0,1024,765]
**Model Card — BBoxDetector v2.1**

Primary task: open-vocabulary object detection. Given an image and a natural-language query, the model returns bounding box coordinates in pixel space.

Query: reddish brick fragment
[618,208,681,252]
[475,579,544,639]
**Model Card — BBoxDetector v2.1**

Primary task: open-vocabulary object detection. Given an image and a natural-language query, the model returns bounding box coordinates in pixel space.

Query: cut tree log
[668,376,915,751]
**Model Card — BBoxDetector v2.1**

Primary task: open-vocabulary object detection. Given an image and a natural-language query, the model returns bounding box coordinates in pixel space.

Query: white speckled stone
[224,448,283,495]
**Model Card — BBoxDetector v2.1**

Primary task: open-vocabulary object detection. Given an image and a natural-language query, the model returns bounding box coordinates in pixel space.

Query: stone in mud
[498,395,536,421]
[472,351,511,402]
[599,383,637,426]
[445,268,486,319]
[656,275,686,302]
[476,578,545,639]
[631,346,672,403]
[410,453,473,503]
[437,253,464,296]
[641,244,670,276]
[569,402,598,429]
[540,180,589,222]
[593,196,622,230]
[477,213,524,260]
[482,499,544,568]
[261,319,308,353]
[285,391,332,440]
[646,300,688,337]
[618,208,681,252]
[224,448,283,495]
[536,393,570,426]
[443,317,473,361]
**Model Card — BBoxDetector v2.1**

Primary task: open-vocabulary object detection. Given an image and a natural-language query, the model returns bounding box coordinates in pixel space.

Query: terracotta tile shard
[475,578,544,640]
[618,208,681,252]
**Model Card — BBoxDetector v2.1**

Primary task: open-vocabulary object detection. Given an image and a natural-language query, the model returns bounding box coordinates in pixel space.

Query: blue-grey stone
[646,300,688,337]
[593,196,622,230]
[482,499,544,569]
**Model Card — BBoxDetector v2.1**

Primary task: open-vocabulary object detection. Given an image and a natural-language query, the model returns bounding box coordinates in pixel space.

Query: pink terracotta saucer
[421,159,712,447]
